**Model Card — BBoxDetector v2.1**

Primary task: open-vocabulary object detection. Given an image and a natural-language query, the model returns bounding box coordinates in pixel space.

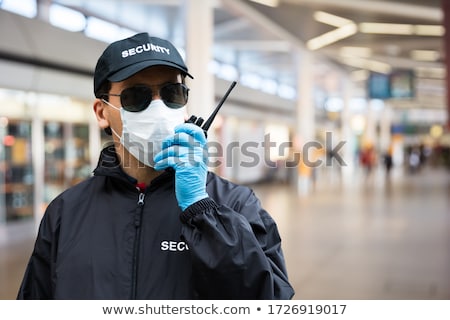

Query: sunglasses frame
[100,83,189,112]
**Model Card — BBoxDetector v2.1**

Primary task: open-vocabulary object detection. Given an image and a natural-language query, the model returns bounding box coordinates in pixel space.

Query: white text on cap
[121,43,170,58]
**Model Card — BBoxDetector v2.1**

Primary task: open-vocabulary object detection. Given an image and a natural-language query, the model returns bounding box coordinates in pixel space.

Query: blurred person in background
[383,144,394,178]
[17,32,294,300]
[360,143,377,179]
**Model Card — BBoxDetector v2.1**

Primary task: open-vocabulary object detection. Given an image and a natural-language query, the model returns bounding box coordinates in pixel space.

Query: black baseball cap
[94,32,193,96]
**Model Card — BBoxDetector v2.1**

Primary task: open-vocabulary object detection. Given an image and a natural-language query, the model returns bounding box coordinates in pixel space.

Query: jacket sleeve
[180,186,295,300]
[17,201,61,299]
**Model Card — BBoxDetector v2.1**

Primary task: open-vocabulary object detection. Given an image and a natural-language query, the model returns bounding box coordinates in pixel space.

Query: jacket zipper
[130,192,145,299]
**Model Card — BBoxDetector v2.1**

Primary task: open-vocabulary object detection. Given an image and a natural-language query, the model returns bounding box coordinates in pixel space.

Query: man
[17,32,294,299]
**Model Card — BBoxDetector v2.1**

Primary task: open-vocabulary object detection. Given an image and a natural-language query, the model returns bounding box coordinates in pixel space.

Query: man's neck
[116,146,163,185]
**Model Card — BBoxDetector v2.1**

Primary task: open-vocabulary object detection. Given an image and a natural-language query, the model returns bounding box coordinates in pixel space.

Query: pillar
[379,102,393,154]
[365,100,378,145]
[183,0,215,121]
[341,76,354,184]
[30,94,45,229]
[295,49,315,195]
[443,0,450,129]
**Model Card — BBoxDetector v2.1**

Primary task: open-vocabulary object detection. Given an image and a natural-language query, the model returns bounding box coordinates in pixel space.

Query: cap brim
[108,60,193,82]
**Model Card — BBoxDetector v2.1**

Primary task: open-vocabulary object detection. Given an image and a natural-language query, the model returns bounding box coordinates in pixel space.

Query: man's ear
[93,98,110,130]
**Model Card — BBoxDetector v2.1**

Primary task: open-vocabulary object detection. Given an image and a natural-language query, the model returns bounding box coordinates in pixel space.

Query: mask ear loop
[101,99,122,137]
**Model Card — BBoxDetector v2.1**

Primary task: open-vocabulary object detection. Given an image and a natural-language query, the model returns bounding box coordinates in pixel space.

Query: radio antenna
[202,81,237,132]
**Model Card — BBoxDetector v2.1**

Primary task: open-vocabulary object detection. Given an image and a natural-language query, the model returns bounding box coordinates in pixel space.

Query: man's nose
[152,89,161,100]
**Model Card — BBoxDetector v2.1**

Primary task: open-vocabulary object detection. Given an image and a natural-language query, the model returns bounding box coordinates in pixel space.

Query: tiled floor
[1,165,449,300]
[255,166,450,299]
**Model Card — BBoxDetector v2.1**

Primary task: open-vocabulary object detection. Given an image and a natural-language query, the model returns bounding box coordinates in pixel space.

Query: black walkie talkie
[186,81,237,138]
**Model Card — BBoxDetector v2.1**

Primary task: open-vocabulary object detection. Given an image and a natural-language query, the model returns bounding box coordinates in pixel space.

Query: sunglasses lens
[120,86,152,112]
[119,84,188,112]
[160,83,189,109]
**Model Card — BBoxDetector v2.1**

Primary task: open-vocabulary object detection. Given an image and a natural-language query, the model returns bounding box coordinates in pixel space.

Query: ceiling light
[324,97,344,112]
[307,23,357,50]
[240,73,262,89]
[359,23,445,36]
[359,23,414,35]
[278,84,296,100]
[414,25,445,36]
[249,0,279,7]
[219,64,239,82]
[49,4,86,32]
[84,17,120,43]
[260,79,279,95]
[0,0,36,18]
[313,11,353,27]
[411,50,440,61]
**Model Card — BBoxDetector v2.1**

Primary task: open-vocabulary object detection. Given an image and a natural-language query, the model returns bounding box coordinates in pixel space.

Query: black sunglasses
[101,83,189,112]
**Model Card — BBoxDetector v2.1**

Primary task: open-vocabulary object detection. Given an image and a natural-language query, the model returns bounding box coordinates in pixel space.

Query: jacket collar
[93,144,174,189]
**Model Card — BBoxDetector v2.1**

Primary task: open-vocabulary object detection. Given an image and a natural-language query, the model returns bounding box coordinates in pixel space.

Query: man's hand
[153,123,209,211]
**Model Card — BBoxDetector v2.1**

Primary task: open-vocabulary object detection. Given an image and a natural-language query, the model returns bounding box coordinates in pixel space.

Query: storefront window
[43,121,91,205]
[72,124,92,184]
[0,89,95,225]
[0,119,33,222]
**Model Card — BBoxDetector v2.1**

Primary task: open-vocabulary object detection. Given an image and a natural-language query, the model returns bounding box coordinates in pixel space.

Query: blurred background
[0,0,449,299]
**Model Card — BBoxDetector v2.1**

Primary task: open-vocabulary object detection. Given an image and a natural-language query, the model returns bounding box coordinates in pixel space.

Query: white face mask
[103,99,185,167]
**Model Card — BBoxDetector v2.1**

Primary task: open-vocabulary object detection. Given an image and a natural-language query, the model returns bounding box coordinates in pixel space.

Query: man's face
[106,65,184,137]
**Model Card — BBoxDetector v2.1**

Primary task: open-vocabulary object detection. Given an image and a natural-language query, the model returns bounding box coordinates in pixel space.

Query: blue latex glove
[153,123,209,211]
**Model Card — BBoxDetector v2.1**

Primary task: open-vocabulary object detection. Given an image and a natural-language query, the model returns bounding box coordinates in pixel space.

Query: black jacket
[17,145,294,299]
